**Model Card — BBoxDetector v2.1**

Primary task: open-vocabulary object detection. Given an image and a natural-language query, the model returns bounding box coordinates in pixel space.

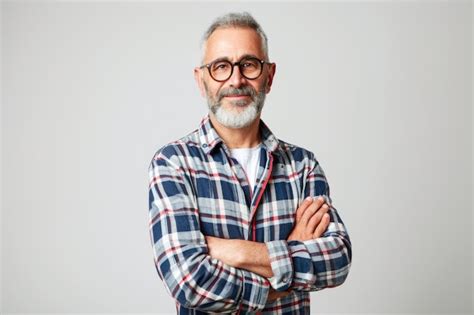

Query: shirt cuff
[265,240,293,291]
[238,270,270,312]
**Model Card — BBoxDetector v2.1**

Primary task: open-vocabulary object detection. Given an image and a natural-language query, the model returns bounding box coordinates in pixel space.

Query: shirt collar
[198,113,280,155]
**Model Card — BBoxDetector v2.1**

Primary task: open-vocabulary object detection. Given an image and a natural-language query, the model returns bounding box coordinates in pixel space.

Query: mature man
[148,12,352,314]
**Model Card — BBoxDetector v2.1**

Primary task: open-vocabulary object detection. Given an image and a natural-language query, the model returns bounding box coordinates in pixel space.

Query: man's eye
[213,63,229,71]
[242,61,258,69]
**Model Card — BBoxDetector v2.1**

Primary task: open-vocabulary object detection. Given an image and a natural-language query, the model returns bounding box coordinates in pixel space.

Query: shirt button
[202,143,208,148]
[282,277,289,283]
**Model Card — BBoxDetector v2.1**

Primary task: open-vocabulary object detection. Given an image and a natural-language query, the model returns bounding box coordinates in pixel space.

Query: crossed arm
[205,196,331,301]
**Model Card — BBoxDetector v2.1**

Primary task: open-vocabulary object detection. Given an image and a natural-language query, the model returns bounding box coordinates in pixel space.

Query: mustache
[218,86,257,101]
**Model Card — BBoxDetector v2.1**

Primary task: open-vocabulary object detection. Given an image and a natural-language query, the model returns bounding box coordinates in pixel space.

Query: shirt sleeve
[148,151,270,312]
[265,156,352,292]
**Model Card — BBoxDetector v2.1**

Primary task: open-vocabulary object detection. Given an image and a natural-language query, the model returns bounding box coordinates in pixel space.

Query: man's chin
[212,104,259,129]
[222,99,252,109]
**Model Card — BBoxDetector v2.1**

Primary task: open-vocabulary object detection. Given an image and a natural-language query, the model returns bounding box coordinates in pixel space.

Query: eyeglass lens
[210,58,262,81]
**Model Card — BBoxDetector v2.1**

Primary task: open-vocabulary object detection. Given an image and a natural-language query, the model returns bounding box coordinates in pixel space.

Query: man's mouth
[224,95,250,99]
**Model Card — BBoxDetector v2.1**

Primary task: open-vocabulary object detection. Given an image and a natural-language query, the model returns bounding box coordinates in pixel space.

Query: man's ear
[265,63,276,94]
[194,67,206,97]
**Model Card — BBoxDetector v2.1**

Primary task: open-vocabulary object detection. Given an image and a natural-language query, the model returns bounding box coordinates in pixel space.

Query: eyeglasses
[200,57,272,82]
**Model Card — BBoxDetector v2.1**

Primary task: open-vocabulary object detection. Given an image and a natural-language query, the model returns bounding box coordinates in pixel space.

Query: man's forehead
[203,27,264,62]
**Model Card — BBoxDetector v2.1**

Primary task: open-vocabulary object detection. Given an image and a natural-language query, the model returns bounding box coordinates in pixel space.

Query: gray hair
[200,12,269,62]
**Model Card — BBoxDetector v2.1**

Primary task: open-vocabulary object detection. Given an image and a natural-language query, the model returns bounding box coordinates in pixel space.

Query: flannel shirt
[148,114,352,314]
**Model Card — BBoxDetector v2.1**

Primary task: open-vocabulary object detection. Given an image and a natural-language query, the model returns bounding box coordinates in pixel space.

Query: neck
[209,113,261,149]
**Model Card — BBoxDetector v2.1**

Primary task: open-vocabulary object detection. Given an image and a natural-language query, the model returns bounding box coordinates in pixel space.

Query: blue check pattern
[148,114,352,314]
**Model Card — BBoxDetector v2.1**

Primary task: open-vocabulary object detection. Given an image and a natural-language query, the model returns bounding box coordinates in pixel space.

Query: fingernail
[305,196,312,201]
[318,196,324,202]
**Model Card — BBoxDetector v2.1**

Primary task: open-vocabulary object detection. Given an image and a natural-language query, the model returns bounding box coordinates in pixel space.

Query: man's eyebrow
[239,54,260,60]
[206,57,230,65]
[206,54,262,65]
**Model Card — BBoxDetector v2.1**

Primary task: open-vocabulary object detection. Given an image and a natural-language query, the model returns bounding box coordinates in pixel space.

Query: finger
[300,197,324,225]
[313,213,330,238]
[311,196,329,218]
[296,196,314,222]
[314,195,327,209]
[307,203,329,230]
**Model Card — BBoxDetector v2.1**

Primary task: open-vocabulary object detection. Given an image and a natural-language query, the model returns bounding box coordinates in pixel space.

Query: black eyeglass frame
[199,57,273,82]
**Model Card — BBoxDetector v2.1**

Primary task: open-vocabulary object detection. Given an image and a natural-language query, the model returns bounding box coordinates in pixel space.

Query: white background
[1,1,472,314]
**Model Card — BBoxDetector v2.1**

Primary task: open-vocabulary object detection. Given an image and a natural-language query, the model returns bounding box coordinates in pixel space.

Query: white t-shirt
[229,143,262,194]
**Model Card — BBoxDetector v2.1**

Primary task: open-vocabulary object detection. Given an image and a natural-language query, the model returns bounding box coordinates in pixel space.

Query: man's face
[194,27,276,129]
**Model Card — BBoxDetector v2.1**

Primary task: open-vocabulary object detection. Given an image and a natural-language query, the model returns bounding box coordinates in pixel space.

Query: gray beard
[204,83,267,129]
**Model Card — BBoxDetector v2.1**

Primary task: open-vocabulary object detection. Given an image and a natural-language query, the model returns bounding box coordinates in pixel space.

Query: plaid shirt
[148,114,352,314]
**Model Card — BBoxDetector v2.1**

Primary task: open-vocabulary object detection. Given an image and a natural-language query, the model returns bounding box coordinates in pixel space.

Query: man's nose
[227,64,246,88]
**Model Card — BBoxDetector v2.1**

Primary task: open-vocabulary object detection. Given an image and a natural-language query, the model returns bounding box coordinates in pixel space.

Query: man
[148,12,352,314]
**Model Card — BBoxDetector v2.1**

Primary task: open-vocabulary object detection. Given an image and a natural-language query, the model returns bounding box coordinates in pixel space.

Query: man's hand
[206,236,241,267]
[287,196,330,241]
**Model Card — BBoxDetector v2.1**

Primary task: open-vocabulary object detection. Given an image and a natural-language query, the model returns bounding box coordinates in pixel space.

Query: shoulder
[149,128,203,166]
[276,138,319,167]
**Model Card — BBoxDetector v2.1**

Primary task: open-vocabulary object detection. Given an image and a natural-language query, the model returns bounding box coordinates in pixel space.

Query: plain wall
[1,1,472,314]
